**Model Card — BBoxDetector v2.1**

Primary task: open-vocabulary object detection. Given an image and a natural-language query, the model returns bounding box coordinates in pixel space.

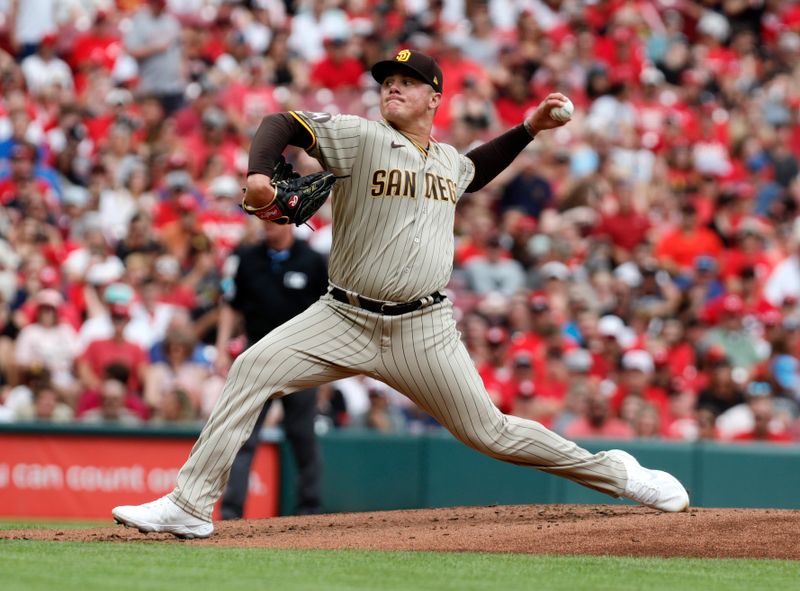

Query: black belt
[329,286,445,316]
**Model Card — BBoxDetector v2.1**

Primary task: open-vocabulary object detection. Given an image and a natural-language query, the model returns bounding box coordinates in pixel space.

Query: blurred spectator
[731,393,793,443]
[719,381,792,442]
[497,149,553,219]
[309,38,364,90]
[655,203,723,274]
[365,387,405,433]
[611,349,669,426]
[463,234,525,296]
[13,289,79,400]
[700,294,764,372]
[76,286,149,395]
[764,219,800,307]
[20,33,73,97]
[150,386,194,423]
[9,0,59,60]
[143,328,219,419]
[124,0,186,115]
[80,377,142,425]
[316,382,349,429]
[75,362,149,421]
[14,382,73,422]
[563,378,634,440]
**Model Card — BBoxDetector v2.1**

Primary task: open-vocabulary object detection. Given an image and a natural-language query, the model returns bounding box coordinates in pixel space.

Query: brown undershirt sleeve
[464,124,534,192]
[246,113,314,177]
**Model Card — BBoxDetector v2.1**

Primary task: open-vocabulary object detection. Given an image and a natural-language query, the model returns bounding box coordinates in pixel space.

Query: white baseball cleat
[608,449,690,513]
[112,496,214,539]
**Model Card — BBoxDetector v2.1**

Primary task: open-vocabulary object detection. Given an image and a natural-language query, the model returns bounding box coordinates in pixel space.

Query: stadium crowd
[0,0,799,444]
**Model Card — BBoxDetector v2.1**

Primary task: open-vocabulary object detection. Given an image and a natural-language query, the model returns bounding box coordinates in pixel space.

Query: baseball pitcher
[113,50,689,538]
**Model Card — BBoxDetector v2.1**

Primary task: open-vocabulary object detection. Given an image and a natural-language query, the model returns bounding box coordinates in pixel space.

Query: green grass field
[2,522,798,591]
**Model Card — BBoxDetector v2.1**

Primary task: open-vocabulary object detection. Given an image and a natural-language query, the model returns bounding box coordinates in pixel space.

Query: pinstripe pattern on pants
[170,295,626,520]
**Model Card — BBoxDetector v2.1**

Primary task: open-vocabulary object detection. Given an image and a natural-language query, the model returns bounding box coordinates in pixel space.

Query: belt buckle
[380,302,392,313]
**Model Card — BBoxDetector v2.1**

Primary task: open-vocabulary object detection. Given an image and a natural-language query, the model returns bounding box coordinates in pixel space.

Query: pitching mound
[3,505,798,559]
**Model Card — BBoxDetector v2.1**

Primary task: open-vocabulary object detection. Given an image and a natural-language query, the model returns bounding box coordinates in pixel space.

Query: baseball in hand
[550,98,574,122]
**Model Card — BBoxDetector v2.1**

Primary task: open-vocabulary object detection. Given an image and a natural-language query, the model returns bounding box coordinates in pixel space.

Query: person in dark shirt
[216,220,327,517]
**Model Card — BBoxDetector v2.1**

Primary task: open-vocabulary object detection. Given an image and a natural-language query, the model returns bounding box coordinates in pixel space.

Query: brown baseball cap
[371,49,443,93]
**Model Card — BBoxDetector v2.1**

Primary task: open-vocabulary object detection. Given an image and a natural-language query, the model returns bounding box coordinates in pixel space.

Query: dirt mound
[3,505,798,559]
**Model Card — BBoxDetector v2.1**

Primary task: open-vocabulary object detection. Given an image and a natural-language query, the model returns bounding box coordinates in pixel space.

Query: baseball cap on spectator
[86,257,125,286]
[760,309,783,327]
[564,348,592,373]
[598,315,625,340]
[512,215,537,234]
[652,347,669,368]
[155,255,181,277]
[202,107,227,129]
[485,326,508,346]
[705,344,728,364]
[40,33,58,47]
[11,142,36,161]
[512,352,533,368]
[613,262,642,288]
[517,380,535,398]
[745,381,772,398]
[721,294,744,314]
[695,255,717,273]
[62,185,90,208]
[166,153,189,170]
[622,350,655,374]
[106,88,133,107]
[35,289,63,309]
[104,282,134,305]
[166,170,192,190]
[540,261,570,281]
[529,294,549,312]
[39,266,60,289]
[176,192,199,212]
[209,175,240,198]
[697,11,731,41]
[640,67,665,86]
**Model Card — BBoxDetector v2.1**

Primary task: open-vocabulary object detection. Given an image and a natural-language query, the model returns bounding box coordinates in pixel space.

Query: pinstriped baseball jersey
[290,110,475,302]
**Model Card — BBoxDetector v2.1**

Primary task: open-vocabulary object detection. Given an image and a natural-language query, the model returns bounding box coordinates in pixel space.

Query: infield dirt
[3,505,799,559]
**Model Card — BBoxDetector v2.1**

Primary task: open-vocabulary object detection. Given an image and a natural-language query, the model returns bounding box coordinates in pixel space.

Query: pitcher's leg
[220,401,270,520]
[379,303,627,497]
[169,301,359,520]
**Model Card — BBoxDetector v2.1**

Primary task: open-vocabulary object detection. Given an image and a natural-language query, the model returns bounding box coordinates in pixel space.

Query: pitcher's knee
[230,340,285,375]
[457,413,513,459]
[456,418,508,457]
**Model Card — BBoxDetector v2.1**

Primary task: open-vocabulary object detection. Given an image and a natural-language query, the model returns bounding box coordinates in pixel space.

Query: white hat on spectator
[564,348,593,373]
[598,314,625,339]
[111,54,138,84]
[106,88,133,107]
[209,175,240,198]
[86,257,125,285]
[613,262,642,288]
[697,10,730,42]
[35,288,63,309]
[63,185,90,208]
[622,349,655,374]
[155,255,181,277]
[540,261,570,281]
